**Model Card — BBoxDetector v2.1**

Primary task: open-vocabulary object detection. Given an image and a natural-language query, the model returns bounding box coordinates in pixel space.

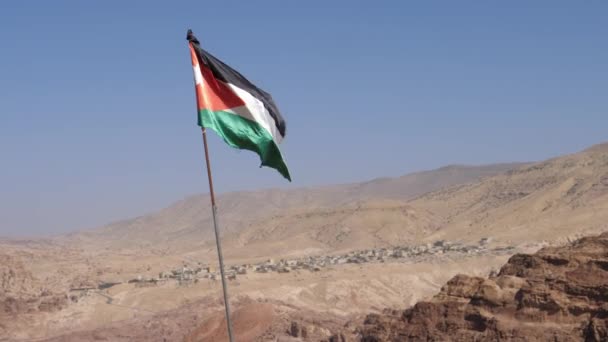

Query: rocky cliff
[360,232,608,341]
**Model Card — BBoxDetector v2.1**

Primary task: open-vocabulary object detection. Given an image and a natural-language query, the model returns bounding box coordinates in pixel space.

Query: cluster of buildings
[151,238,509,284]
[248,238,501,274]
[84,238,511,289]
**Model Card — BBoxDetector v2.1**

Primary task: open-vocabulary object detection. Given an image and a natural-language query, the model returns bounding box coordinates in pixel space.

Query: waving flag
[187,30,291,181]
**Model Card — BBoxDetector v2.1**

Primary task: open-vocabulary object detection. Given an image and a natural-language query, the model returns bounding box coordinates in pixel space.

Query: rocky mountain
[67,143,608,260]
[359,231,608,341]
[68,163,522,252]
[214,143,608,261]
[411,142,608,244]
[223,200,442,260]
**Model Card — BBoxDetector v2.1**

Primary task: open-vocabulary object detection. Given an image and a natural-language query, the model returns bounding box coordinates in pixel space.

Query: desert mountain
[214,143,608,261]
[4,142,608,341]
[69,163,522,252]
[65,142,608,264]
[411,142,608,244]
[223,200,442,260]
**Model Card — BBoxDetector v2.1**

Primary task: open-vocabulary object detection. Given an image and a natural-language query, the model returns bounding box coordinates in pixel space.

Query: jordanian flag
[186,30,291,181]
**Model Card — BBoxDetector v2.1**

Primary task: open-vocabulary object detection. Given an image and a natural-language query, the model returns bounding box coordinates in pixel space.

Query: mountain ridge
[67,163,525,252]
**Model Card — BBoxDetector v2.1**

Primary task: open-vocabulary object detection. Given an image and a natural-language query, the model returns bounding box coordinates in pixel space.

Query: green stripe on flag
[198,109,291,181]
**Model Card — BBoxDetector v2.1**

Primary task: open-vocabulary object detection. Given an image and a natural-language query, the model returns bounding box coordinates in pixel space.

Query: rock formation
[0,254,67,316]
[360,232,608,341]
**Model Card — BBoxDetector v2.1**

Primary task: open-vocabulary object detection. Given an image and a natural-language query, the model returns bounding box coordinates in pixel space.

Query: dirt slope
[218,143,608,260]
[225,200,441,259]
[412,143,608,245]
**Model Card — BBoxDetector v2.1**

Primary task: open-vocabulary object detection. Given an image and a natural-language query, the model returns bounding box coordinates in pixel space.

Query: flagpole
[200,126,235,342]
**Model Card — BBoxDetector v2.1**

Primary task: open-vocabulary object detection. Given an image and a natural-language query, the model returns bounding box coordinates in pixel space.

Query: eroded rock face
[0,254,68,316]
[360,232,608,341]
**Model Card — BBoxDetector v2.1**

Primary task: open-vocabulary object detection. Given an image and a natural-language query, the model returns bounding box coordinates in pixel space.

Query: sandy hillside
[210,143,608,262]
[412,142,608,244]
[66,163,521,252]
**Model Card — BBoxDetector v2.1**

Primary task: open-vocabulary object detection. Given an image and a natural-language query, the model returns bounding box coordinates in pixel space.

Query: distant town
[70,238,515,300]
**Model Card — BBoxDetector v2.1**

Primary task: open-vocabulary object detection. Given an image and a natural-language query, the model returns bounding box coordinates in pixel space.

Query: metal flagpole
[200,126,234,342]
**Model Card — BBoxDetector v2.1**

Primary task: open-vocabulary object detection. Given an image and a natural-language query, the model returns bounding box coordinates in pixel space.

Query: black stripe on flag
[187,32,286,138]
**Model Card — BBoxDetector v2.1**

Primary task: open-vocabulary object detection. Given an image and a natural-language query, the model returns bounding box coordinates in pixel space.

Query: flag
[186,30,291,181]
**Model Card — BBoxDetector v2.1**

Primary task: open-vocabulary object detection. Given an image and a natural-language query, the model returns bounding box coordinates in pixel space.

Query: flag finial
[186,29,199,44]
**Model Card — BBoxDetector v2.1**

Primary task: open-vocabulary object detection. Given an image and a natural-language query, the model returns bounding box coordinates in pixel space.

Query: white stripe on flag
[193,66,203,85]
[227,84,283,144]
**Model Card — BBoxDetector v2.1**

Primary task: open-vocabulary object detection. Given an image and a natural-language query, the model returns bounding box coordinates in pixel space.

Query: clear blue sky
[1,1,606,236]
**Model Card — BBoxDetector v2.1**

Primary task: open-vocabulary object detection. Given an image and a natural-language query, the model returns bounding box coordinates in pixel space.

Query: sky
[0,1,607,236]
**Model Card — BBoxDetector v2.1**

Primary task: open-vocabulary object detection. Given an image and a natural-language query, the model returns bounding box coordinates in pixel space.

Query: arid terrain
[1,142,607,341]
